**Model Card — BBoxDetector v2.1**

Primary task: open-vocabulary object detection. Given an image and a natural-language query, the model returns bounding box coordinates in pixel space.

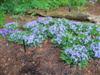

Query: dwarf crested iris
[64,45,88,63]
[49,23,67,44]
[91,42,100,58]
[37,16,53,24]
[1,17,100,67]
[24,21,38,29]
[0,28,18,37]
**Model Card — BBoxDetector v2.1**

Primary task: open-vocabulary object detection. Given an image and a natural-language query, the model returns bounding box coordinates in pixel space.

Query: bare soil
[87,3,100,16]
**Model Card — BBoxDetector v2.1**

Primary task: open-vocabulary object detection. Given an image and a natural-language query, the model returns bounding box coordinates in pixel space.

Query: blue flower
[24,34,35,44]
[37,17,52,24]
[91,42,100,58]
[0,29,18,37]
[64,45,88,63]
[4,22,18,30]
[8,31,28,44]
[49,23,67,44]
[24,21,38,29]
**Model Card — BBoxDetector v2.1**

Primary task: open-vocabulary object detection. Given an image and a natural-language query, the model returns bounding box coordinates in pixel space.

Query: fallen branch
[26,10,100,24]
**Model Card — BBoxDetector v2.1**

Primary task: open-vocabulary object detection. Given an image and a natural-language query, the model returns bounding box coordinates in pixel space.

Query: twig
[23,40,26,52]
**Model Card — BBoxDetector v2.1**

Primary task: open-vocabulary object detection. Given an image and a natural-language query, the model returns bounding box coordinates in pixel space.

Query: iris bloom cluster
[37,16,53,25]
[8,31,28,44]
[49,23,67,44]
[0,28,18,37]
[64,45,88,63]
[24,21,38,29]
[0,17,100,67]
[24,33,45,46]
[7,17,53,46]
[91,42,100,58]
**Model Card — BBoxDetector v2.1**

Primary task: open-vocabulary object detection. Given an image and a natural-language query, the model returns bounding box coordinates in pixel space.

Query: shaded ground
[0,39,100,75]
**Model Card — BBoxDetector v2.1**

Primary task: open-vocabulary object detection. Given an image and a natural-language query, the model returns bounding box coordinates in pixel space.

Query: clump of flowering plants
[59,21,100,68]
[7,30,30,44]
[4,22,19,30]
[0,28,13,37]
[0,22,19,38]
[0,17,100,68]
[61,45,89,68]
[49,22,67,44]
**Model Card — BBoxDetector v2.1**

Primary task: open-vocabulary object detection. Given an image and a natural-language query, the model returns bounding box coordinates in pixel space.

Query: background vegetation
[0,0,88,14]
[0,11,5,28]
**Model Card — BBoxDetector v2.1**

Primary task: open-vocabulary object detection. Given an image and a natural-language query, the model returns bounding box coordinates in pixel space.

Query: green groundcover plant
[0,17,100,68]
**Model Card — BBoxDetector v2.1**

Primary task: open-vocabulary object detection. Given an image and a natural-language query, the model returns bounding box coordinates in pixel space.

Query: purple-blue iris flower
[0,29,12,37]
[91,42,100,58]
[24,21,38,29]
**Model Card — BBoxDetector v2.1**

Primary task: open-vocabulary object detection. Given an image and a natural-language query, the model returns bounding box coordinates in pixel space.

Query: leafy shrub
[47,0,68,9]
[0,0,68,14]
[30,0,50,10]
[0,0,88,14]
[0,11,5,28]
[0,0,15,13]
[0,0,29,14]
[0,17,100,68]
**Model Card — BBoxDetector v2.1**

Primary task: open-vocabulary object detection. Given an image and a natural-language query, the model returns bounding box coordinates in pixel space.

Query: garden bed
[0,3,100,75]
[0,16,100,75]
